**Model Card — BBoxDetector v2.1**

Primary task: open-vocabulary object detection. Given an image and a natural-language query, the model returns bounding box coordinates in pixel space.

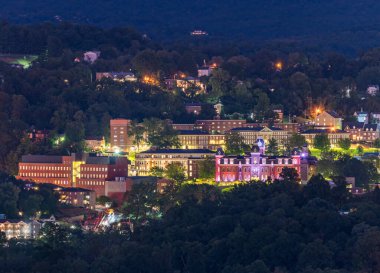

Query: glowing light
[142,75,159,86]
[275,61,283,71]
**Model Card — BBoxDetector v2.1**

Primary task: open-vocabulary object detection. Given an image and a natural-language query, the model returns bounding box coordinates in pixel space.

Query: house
[198,65,212,77]
[367,85,379,96]
[0,220,42,240]
[314,110,342,130]
[96,72,137,82]
[85,137,106,151]
[83,51,100,64]
[185,103,203,115]
[371,113,380,124]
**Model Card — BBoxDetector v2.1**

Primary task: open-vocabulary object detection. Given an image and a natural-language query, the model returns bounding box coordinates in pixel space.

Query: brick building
[343,122,380,143]
[194,119,247,133]
[110,119,133,152]
[17,154,128,197]
[56,187,96,209]
[215,139,316,184]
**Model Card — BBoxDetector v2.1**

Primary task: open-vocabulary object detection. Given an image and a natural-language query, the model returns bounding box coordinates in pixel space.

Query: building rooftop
[325,110,341,118]
[21,155,63,164]
[139,149,214,154]
[231,126,284,132]
[177,130,209,135]
[301,129,347,134]
[58,187,93,193]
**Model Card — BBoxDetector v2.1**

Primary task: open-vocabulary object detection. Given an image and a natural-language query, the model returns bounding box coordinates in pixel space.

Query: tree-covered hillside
[3,0,380,53]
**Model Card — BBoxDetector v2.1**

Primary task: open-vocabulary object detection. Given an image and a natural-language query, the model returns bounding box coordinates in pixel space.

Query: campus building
[301,129,350,148]
[215,139,316,184]
[135,149,214,179]
[178,130,225,150]
[17,154,128,197]
[231,127,289,147]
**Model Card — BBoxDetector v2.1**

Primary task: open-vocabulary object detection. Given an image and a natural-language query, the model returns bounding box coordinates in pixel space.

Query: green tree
[337,138,351,151]
[304,174,331,200]
[122,181,158,225]
[143,118,180,148]
[356,145,364,155]
[225,131,248,155]
[314,134,331,152]
[374,138,380,149]
[280,167,300,183]
[267,138,279,156]
[288,133,307,149]
[197,157,215,180]
[128,120,146,151]
[165,162,186,184]
[0,182,20,217]
[150,166,165,177]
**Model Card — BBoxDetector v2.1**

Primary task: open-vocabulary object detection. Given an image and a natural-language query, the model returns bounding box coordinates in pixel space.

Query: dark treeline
[3,176,380,273]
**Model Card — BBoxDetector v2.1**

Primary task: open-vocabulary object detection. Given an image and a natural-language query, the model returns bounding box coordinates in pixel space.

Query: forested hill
[2,0,380,53]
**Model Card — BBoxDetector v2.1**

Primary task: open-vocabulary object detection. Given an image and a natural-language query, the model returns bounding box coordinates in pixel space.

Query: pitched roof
[231,126,284,132]
[325,110,341,118]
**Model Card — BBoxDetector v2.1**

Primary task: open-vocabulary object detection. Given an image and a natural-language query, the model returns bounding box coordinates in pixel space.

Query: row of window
[20,165,70,171]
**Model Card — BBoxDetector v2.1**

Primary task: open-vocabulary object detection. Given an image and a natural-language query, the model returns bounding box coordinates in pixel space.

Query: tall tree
[225,131,248,155]
[314,134,331,152]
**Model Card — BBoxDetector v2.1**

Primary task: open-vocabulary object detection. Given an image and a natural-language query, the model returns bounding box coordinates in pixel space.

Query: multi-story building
[56,187,96,209]
[231,127,289,147]
[17,154,128,197]
[314,110,342,130]
[135,149,214,179]
[301,129,350,147]
[344,123,380,143]
[110,119,133,152]
[371,113,380,123]
[178,130,225,150]
[354,111,369,123]
[215,139,316,184]
[0,220,41,240]
[194,119,247,133]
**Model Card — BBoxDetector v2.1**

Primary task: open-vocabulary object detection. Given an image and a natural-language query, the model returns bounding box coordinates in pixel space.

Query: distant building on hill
[96,72,137,82]
[83,51,100,64]
[231,127,289,147]
[56,187,96,209]
[0,220,41,240]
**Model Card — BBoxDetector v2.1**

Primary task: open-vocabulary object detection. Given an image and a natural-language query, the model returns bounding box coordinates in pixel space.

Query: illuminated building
[301,129,350,147]
[110,119,133,152]
[0,220,41,240]
[343,122,380,143]
[198,65,212,77]
[194,119,247,134]
[17,154,128,197]
[231,127,289,147]
[85,136,106,151]
[135,149,214,178]
[56,187,96,209]
[314,110,342,130]
[215,139,316,183]
[178,130,225,150]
